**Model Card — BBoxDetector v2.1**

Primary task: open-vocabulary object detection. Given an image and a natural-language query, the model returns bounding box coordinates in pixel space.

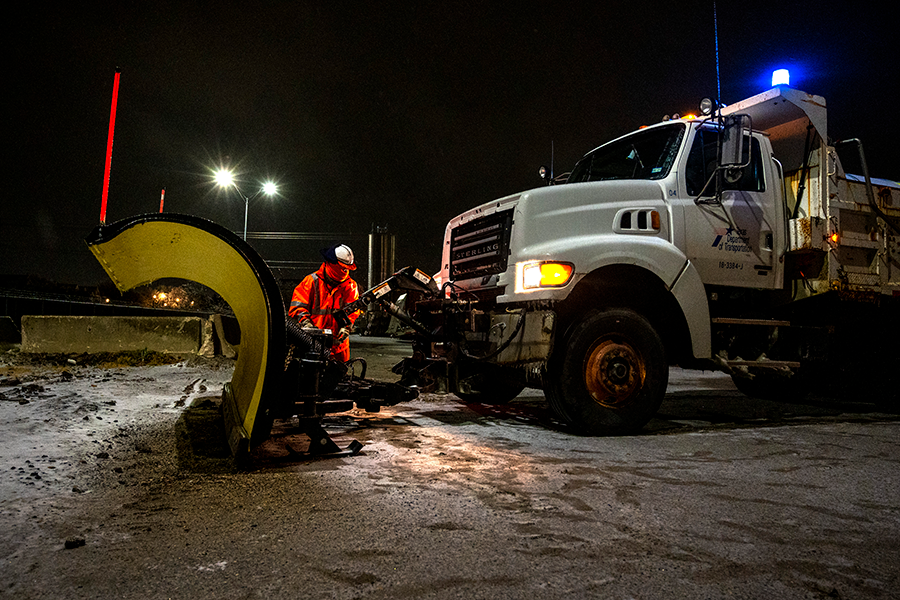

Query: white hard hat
[322,244,356,270]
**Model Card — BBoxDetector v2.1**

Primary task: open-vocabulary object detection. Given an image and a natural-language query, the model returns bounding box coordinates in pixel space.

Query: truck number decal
[718,261,744,270]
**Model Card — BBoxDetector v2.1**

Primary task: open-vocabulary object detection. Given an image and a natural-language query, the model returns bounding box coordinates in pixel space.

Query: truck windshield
[568,123,686,183]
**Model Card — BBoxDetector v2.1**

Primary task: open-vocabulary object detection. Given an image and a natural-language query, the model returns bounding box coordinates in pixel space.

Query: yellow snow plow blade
[85,214,285,458]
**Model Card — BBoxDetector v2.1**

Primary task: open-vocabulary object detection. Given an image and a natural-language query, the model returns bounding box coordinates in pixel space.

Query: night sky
[6,1,896,288]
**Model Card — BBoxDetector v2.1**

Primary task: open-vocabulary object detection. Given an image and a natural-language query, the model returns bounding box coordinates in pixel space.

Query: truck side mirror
[721,114,750,167]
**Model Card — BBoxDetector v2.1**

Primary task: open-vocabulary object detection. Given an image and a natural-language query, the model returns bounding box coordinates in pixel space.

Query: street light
[214,168,278,240]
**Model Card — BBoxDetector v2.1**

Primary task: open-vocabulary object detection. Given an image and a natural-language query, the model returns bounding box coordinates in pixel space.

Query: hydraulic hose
[284,316,325,355]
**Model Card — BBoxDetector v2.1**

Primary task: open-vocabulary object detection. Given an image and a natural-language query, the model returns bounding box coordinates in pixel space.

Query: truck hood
[448,180,667,227]
[442,179,669,286]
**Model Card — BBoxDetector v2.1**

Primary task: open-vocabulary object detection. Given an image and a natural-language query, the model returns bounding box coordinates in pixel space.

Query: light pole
[214,169,278,240]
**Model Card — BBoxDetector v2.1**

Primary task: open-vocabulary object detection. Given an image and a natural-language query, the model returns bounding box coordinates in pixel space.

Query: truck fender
[521,235,710,360]
[502,234,687,303]
[668,260,711,359]
[578,239,711,360]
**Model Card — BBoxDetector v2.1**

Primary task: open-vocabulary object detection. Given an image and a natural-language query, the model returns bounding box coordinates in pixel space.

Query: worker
[288,244,361,362]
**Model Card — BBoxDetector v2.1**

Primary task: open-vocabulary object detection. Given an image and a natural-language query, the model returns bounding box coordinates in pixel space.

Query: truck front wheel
[545,309,667,434]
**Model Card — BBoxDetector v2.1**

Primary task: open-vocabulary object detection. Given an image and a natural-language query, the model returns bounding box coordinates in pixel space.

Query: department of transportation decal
[712,226,751,253]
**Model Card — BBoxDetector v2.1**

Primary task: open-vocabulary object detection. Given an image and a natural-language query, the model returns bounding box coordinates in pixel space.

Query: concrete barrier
[21,315,205,354]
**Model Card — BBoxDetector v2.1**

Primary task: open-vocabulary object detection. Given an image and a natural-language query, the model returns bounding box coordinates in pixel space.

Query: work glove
[337,327,351,343]
[299,318,315,329]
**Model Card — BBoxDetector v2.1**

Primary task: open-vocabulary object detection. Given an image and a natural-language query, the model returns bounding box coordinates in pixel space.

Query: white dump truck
[402,85,899,434]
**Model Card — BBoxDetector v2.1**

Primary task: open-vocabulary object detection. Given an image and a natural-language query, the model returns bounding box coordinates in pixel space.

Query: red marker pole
[99,69,121,224]
[159,188,165,213]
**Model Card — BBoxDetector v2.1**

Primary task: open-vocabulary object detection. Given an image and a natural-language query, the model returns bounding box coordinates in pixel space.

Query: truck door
[679,126,782,289]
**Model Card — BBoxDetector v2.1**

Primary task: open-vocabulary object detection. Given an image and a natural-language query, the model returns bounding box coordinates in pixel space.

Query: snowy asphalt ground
[1,337,898,599]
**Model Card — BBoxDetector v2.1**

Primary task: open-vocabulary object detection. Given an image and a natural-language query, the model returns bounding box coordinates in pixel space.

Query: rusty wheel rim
[584,338,646,408]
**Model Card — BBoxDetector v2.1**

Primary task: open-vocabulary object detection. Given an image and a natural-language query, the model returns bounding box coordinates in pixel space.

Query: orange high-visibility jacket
[288,264,360,362]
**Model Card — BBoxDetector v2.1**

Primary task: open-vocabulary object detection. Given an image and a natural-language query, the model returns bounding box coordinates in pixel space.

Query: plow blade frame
[85,213,285,459]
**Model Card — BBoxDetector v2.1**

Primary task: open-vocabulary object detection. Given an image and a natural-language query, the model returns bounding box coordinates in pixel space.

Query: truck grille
[449,209,514,281]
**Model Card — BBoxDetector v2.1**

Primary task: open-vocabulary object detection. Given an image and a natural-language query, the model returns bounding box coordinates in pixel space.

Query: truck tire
[545,308,667,434]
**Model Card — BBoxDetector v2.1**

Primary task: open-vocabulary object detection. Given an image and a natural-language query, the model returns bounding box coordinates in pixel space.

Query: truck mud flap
[85,214,285,459]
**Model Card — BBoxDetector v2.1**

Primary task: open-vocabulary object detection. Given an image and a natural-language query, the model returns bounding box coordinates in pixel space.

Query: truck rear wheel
[545,308,667,434]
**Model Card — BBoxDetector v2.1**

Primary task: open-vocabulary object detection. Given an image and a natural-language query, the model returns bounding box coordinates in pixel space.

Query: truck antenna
[713,1,721,107]
[551,140,555,180]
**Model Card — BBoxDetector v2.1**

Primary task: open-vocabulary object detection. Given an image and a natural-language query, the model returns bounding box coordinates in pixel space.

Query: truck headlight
[517,261,574,292]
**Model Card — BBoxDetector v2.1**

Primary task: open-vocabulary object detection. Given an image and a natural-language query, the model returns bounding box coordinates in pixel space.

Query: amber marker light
[517,261,574,292]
